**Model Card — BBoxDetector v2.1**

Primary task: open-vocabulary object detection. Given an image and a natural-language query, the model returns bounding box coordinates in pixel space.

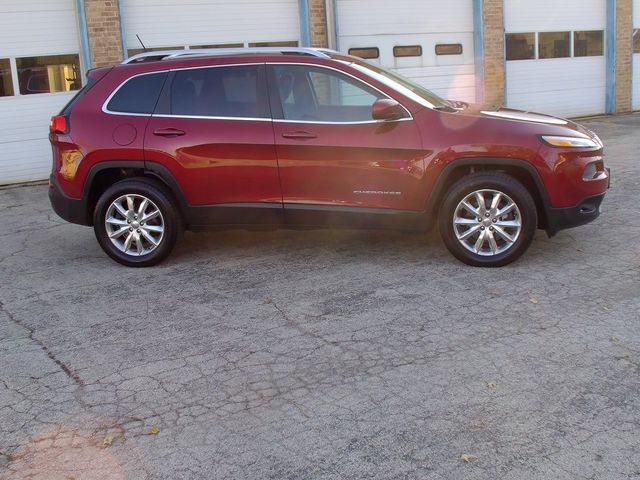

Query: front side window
[0,59,14,97]
[538,32,570,59]
[574,31,604,57]
[107,72,167,114]
[16,54,81,95]
[506,33,535,60]
[169,65,269,118]
[271,64,386,122]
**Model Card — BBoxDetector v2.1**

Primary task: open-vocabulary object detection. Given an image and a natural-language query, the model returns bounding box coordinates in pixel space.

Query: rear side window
[169,65,269,118]
[106,72,167,114]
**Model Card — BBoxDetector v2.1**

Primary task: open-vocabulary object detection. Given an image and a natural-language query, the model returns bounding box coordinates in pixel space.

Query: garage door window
[574,31,604,57]
[16,55,81,95]
[634,29,640,54]
[170,65,269,119]
[506,33,535,60]
[538,32,570,59]
[271,64,387,123]
[348,48,380,59]
[0,59,14,97]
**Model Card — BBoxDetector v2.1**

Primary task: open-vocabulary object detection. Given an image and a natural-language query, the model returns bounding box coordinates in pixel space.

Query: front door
[145,63,282,225]
[267,63,427,225]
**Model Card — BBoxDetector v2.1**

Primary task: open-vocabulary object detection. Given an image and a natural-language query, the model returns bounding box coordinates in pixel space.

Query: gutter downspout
[473,0,485,104]
[298,0,311,47]
[117,0,128,61]
[76,0,92,72]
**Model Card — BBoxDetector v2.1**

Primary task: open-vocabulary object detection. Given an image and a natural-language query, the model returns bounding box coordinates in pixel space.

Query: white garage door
[0,0,82,185]
[633,0,640,110]
[336,0,476,103]
[122,0,301,56]
[505,0,606,118]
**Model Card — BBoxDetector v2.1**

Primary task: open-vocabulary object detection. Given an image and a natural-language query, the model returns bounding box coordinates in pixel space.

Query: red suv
[48,47,609,267]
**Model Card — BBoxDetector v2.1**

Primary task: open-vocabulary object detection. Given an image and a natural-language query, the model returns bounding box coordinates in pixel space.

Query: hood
[446,101,600,142]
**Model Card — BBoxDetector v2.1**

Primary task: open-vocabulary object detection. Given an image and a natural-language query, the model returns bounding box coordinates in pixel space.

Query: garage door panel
[337,0,472,36]
[337,0,476,103]
[507,59,606,116]
[123,0,300,48]
[505,0,605,32]
[0,0,79,57]
[0,139,53,184]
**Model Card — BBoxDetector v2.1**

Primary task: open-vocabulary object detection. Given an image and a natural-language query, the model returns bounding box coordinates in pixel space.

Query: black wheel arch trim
[426,157,554,232]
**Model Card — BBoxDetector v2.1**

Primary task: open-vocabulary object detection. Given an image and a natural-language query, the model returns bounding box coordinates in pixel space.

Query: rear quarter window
[106,72,168,114]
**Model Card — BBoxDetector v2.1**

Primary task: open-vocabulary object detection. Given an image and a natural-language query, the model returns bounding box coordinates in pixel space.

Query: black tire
[438,172,537,267]
[93,178,182,267]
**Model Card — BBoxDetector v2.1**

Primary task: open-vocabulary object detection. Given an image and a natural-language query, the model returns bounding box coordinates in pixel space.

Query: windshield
[330,54,451,109]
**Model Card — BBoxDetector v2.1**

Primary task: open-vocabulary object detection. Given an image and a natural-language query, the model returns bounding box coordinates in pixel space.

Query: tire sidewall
[93,179,180,267]
[439,174,537,267]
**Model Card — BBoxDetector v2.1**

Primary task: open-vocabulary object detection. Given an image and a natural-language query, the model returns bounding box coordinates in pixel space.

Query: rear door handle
[153,128,186,137]
[282,131,317,139]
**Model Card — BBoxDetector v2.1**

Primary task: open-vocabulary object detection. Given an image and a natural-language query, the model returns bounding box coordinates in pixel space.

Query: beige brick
[615,0,632,113]
[85,0,124,67]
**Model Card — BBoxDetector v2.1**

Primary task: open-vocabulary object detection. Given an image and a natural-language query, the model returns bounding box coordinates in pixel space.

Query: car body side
[48,54,608,235]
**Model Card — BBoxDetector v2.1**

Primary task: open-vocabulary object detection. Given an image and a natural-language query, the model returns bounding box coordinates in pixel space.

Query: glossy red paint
[49,51,608,228]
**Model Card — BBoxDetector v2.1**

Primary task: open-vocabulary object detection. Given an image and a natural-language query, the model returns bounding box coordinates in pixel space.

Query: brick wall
[308,0,329,48]
[85,0,123,67]
[482,0,505,106]
[615,0,633,113]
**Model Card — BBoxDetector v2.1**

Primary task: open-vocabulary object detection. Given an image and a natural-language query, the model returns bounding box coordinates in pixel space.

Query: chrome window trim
[102,61,415,124]
[101,69,169,117]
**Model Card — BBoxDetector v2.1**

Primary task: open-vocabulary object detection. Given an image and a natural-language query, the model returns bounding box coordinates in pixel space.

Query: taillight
[50,115,67,134]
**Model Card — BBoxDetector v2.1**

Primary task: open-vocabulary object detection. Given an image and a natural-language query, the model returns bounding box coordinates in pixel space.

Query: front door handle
[282,131,317,139]
[153,128,186,137]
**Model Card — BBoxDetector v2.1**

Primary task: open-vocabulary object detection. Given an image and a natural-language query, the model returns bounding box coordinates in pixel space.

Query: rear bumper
[546,192,606,236]
[48,175,91,226]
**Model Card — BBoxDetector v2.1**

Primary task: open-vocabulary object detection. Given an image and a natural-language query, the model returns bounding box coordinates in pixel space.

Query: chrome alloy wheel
[104,194,165,256]
[452,189,522,257]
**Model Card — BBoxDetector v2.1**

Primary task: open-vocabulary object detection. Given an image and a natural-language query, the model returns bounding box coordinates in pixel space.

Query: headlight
[540,135,599,148]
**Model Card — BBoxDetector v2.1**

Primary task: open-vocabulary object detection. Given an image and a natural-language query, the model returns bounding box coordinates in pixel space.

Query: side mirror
[372,99,406,121]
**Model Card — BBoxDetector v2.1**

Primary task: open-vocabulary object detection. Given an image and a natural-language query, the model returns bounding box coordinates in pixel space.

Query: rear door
[267,63,427,220]
[144,63,282,224]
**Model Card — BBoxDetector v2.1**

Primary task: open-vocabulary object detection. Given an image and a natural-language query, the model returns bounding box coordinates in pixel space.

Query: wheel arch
[82,161,189,226]
[426,157,552,231]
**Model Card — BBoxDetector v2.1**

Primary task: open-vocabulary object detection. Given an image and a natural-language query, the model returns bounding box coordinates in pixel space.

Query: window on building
[271,64,389,123]
[574,31,604,57]
[170,65,269,118]
[16,55,81,95]
[634,29,640,54]
[435,44,463,56]
[107,72,167,114]
[190,43,244,49]
[394,45,422,58]
[0,59,14,97]
[248,41,299,48]
[538,32,570,59]
[506,33,535,60]
[348,47,380,59]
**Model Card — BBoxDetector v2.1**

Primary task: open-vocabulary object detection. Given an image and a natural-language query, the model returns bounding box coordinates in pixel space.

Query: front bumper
[49,175,91,226]
[546,192,606,236]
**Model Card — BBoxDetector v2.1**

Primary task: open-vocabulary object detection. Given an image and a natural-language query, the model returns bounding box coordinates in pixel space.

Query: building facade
[0,0,638,185]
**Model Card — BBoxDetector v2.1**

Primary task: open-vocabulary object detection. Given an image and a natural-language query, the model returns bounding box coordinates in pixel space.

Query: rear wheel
[438,173,537,267]
[93,178,181,267]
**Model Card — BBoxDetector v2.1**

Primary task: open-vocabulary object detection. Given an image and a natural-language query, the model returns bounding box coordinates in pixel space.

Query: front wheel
[93,178,182,267]
[438,173,537,267]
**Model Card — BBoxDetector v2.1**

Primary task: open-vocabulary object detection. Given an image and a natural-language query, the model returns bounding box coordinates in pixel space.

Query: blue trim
[117,0,127,60]
[76,0,92,71]
[298,0,311,47]
[472,0,485,103]
[606,0,617,114]
[332,0,340,50]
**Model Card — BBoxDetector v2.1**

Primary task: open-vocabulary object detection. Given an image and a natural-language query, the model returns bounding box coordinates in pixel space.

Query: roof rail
[123,47,333,64]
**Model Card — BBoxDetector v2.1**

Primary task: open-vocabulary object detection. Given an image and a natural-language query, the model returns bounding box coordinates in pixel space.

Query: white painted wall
[122,0,300,50]
[336,0,476,103]
[0,0,80,185]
